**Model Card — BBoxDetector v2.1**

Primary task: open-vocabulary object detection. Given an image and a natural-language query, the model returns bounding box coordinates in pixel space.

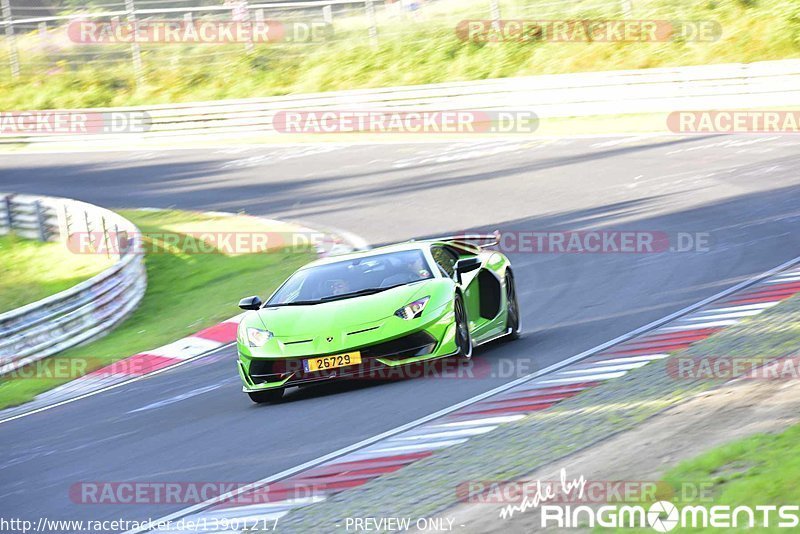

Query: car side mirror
[454,257,481,283]
[238,295,262,310]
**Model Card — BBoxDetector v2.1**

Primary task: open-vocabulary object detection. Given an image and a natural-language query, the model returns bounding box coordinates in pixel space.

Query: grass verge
[0,209,314,410]
[0,234,113,313]
[649,424,800,533]
[1,0,799,109]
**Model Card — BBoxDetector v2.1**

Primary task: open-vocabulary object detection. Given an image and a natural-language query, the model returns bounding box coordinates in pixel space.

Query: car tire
[248,388,284,404]
[454,293,473,359]
[505,271,521,340]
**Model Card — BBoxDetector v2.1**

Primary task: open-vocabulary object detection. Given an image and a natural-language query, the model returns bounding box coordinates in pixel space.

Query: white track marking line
[429,415,526,429]
[563,362,649,373]
[681,310,765,321]
[539,371,627,384]
[391,427,496,441]
[765,275,800,283]
[356,439,470,455]
[698,303,778,313]
[126,254,800,534]
[592,354,670,365]
[663,319,740,330]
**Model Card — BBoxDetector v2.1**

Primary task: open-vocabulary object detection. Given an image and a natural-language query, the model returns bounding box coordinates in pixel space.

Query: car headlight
[395,296,430,320]
[247,327,273,347]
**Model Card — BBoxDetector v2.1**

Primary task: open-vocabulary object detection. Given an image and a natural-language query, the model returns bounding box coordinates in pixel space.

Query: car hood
[254,280,433,338]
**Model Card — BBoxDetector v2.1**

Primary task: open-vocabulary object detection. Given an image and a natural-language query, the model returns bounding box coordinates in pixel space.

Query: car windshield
[266,249,433,305]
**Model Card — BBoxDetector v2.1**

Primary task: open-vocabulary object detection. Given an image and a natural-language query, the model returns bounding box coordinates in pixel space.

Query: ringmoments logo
[499,469,800,531]
[539,502,800,531]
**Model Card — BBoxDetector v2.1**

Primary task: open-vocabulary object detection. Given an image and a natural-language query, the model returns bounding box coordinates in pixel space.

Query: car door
[431,245,494,338]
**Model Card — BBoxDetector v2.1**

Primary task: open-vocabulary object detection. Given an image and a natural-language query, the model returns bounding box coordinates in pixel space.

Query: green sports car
[236,235,521,403]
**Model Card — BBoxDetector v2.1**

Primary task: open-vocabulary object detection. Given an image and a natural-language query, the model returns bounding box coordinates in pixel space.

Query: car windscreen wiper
[318,286,393,302]
[267,284,408,306]
[264,300,324,307]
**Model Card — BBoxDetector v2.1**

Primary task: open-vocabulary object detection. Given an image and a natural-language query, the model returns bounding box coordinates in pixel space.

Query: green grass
[604,424,800,533]
[0,209,314,409]
[1,0,799,110]
[0,234,113,313]
[663,425,800,522]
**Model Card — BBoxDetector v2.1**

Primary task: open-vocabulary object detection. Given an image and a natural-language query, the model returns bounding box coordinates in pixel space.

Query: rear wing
[433,231,501,252]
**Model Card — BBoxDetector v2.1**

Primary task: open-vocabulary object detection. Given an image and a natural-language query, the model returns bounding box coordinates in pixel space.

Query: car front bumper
[238,306,459,392]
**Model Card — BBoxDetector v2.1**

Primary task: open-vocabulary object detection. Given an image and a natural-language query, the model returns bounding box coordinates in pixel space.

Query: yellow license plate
[303,351,362,372]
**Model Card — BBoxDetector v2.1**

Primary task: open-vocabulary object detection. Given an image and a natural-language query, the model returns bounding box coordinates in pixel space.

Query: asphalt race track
[1,134,799,526]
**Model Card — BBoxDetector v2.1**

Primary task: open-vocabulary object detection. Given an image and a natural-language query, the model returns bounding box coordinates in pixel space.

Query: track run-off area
[1,134,799,528]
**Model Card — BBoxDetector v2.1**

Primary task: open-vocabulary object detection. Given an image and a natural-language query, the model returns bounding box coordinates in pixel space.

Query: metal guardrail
[0,194,146,374]
[2,59,800,143]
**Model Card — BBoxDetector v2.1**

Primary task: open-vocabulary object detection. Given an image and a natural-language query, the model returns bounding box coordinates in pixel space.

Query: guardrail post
[60,203,72,242]
[2,194,13,232]
[365,0,378,47]
[33,200,48,241]
[124,0,144,87]
[83,209,96,253]
[322,5,333,25]
[621,0,633,17]
[254,8,265,47]
[241,0,254,54]
[489,0,501,29]
[1,0,20,78]
[100,216,111,258]
[114,223,124,258]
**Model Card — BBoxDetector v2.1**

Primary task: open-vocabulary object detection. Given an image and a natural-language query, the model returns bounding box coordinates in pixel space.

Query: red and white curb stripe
[138,261,800,533]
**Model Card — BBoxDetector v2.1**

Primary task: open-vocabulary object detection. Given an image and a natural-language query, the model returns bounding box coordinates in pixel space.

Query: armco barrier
[2,59,800,144]
[0,194,146,374]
